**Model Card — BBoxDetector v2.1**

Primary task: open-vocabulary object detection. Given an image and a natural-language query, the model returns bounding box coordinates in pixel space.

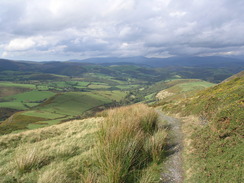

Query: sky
[0,0,244,61]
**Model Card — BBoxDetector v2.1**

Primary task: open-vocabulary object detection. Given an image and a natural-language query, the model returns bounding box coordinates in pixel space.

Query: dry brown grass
[95,104,165,183]
[0,117,102,182]
[37,164,70,183]
[15,147,50,174]
[144,129,168,163]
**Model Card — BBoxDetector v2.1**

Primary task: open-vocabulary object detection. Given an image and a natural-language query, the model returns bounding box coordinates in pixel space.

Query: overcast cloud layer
[0,0,244,61]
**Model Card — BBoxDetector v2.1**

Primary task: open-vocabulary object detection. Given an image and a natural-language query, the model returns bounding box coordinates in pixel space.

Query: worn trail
[156,109,184,183]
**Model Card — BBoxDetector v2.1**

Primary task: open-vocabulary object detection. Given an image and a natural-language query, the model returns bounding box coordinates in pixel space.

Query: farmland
[0,82,129,134]
[0,58,242,135]
[0,72,146,134]
[0,74,222,135]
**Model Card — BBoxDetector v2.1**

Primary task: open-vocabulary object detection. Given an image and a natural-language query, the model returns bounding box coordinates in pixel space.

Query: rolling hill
[1,56,244,83]
[0,90,126,135]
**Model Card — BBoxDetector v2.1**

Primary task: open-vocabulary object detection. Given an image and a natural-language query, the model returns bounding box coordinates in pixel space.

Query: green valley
[0,58,243,183]
[1,1,244,181]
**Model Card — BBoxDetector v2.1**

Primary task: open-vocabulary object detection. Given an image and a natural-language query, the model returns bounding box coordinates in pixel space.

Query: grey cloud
[0,0,244,60]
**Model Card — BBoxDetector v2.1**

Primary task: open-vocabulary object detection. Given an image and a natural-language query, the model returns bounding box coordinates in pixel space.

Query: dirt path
[156,109,184,183]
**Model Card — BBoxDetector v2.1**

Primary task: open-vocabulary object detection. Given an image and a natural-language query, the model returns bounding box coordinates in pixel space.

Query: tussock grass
[38,168,69,183]
[96,104,166,183]
[144,129,167,163]
[80,172,98,183]
[0,117,101,183]
[15,147,51,174]
[139,166,160,183]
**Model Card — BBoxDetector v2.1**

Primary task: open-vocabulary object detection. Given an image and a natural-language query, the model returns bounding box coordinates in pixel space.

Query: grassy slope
[91,90,126,102]
[0,117,102,183]
[0,86,30,98]
[0,92,113,135]
[0,104,167,183]
[38,92,111,115]
[159,72,244,182]
[155,79,215,103]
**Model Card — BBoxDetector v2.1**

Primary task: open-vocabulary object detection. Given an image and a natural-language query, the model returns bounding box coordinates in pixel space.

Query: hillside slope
[0,104,167,183]
[155,79,215,102]
[159,71,244,182]
[0,92,116,135]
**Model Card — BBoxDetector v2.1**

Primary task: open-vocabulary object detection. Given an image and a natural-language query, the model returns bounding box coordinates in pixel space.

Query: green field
[8,91,55,102]
[116,84,139,89]
[91,90,127,101]
[24,110,65,119]
[0,82,36,89]
[0,91,120,134]
[0,91,56,110]
[154,79,215,103]
[46,81,89,89]
[0,76,130,134]
[0,102,28,110]
[88,84,110,89]
[39,92,112,115]
[176,81,215,92]
[0,77,215,135]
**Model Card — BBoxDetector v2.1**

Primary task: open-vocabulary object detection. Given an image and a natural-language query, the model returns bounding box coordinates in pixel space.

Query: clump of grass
[80,171,98,183]
[144,129,168,163]
[55,145,80,159]
[37,168,69,183]
[95,104,164,183]
[139,165,160,183]
[15,148,50,174]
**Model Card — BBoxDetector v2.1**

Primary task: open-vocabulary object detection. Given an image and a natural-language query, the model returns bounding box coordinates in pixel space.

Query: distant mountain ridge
[1,56,244,68]
[69,56,244,68]
[1,56,244,82]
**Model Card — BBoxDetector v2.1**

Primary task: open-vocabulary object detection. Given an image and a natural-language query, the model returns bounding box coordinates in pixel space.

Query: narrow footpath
[156,109,184,183]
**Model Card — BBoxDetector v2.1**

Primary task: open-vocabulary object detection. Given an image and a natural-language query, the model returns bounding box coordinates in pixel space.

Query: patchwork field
[0,78,130,135]
[0,91,122,134]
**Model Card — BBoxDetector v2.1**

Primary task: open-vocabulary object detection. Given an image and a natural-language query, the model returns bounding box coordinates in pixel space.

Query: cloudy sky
[0,0,244,61]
